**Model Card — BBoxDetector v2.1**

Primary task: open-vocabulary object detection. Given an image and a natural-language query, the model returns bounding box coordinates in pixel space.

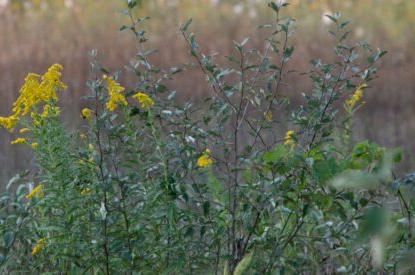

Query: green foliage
[0,1,413,274]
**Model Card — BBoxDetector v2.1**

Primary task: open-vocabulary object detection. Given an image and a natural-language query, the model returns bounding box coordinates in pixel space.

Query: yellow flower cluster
[264,111,273,122]
[346,84,367,109]
[284,130,296,147]
[81,108,93,120]
[0,116,19,131]
[0,64,66,131]
[26,184,44,199]
[103,75,127,111]
[11,137,27,145]
[31,142,39,149]
[31,238,46,256]
[40,104,61,119]
[133,92,155,110]
[197,149,214,168]
[19,128,30,134]
[80,188,92,196]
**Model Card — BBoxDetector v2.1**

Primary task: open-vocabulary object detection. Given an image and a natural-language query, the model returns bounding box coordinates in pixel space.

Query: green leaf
[3,232,13,248]
[234,252,254,275]
[330,170,380,190]
[181,19,193,32]
[263,144,287,164]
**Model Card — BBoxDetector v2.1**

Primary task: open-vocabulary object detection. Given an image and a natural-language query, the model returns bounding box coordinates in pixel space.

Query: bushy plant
[0,1,413,274]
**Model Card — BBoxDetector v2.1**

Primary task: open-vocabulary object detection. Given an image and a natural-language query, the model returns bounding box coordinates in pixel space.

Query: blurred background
[0,0,414,183]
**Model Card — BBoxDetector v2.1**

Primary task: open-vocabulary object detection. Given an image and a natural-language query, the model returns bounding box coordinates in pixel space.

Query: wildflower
[26,184,44,199]
[31,238,46,256]
[197,149,214,168]
[81,108,93,120]
[11,73,42,117]
[19,128,30,134]
[133,92,155,110]
[103,75,127,111]
[0,116,19,131]
[346,83,367,109]
[264,111,273,122]
[284,130,296,147]
[80,188,92,195]
[11,137,27,145]
[0,64,66,132]
[31,143,39,149]
[40,104,60,118]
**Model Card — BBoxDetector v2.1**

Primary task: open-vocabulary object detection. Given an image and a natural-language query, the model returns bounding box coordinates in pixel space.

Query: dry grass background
[0,0,414,182]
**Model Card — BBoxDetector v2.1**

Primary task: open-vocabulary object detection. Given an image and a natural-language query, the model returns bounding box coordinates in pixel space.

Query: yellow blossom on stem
[41,104,60,118]
[103,75,127,111]
[197,149,214,168]
[0,116,19,131]
[11,138,27,145]
[31,238,46,256]
[81,108,93,120]
[284,130,296,147]
[19,128,30,134]
[133,92,155,110]
[0,64,66,132]
[264,111,273,122]
[31,143,39,150]
[80,188,92,196]
[26,184,44,199]
[346,83,367,110]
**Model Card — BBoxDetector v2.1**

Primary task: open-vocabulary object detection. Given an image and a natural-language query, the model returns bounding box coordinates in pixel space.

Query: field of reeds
[0,0,414,181]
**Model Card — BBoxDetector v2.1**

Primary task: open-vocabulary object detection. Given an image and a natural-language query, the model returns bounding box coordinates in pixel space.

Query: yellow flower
[26,184,44,199]
[0,116,19,131]
[0,64,66,132]
[346,83,367,109]
[40,104,60,118]
[19,128,30,134]
[81,108,93,120]
[197,149,214,168]
[264,111,273,122]
[31,238,46,256]
[133,92,155,110]
[31,143,39,149]
[80,188,92,195]
[284,130,296,147]
[11,137,27,145]
[103,75,127,111]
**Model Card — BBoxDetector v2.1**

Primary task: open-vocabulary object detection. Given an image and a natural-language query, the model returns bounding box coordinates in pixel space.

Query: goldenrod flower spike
[11,138,27,145]
[40,104,60,118]
[0,116,19,131]
[31,238,46,256]
[133,92,155,110]
[31,143,39,150]
[19,128,30,134]
[103,75,127,111]
[0,64,66,132]
[80,188,92,196]
[26,184,44,199]
[284,130,296,147]
[264,111,273,122]
[346,83,367,109]
[81,108,93,120]
[197,149,214,168]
